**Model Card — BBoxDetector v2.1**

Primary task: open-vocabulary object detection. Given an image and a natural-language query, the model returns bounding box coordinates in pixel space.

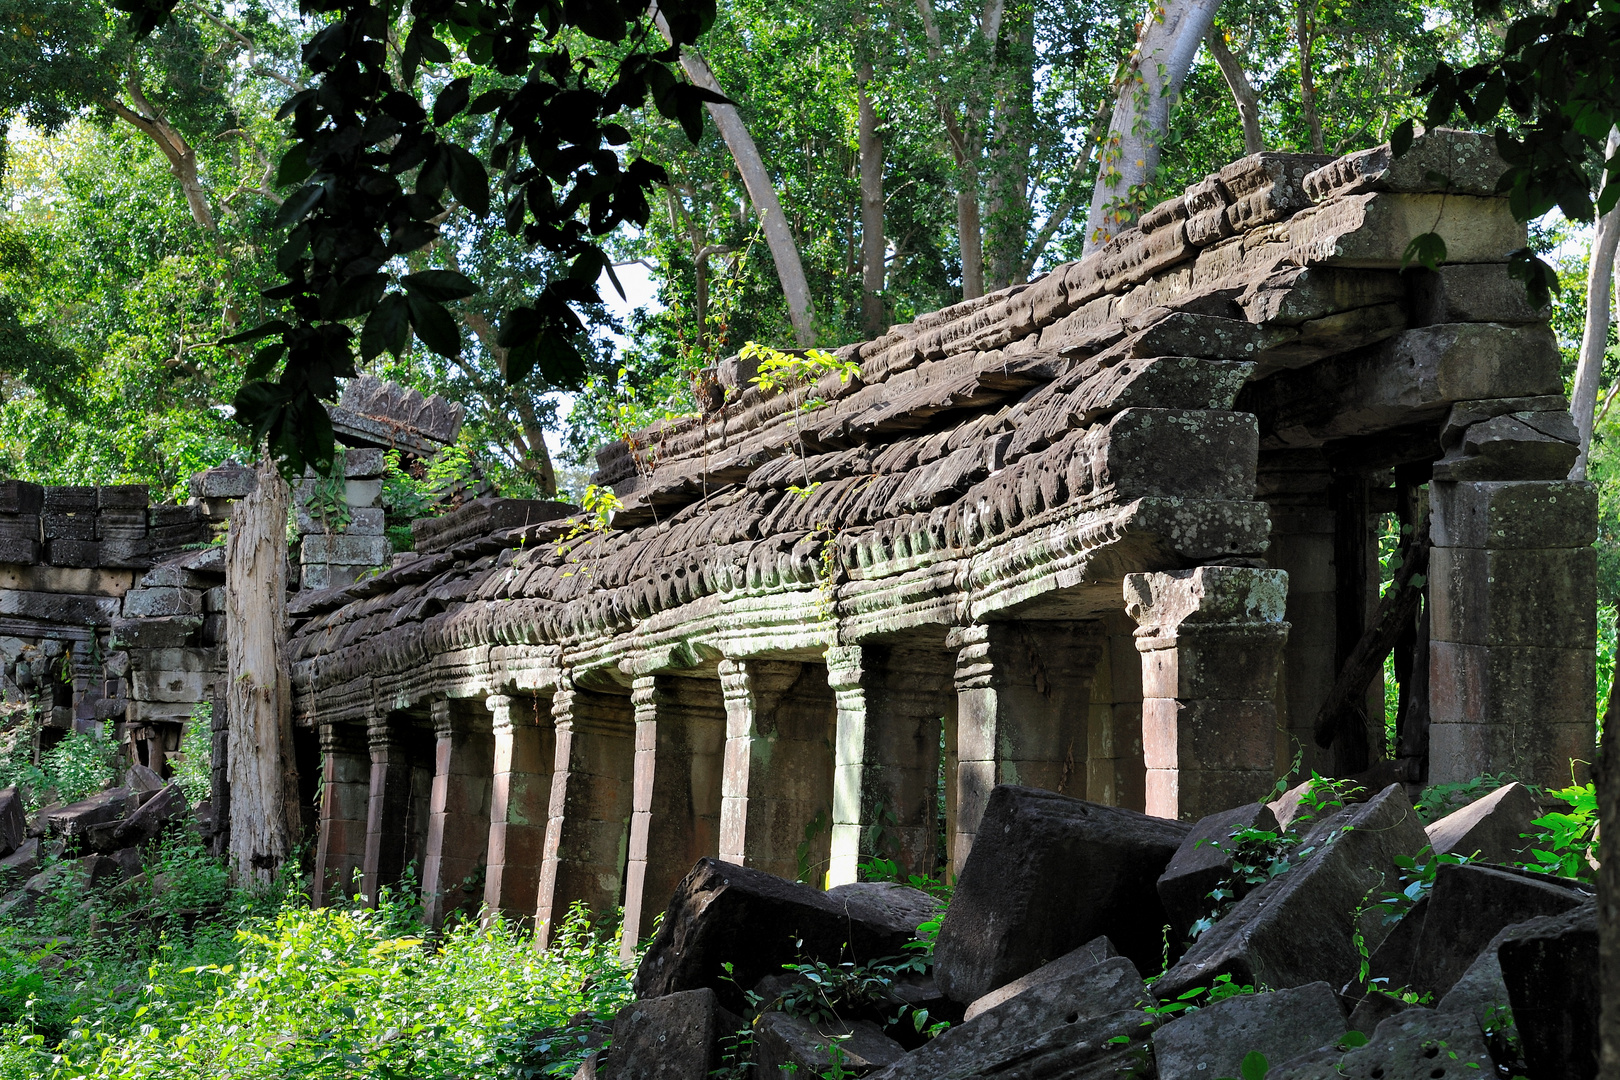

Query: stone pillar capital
[320,721,364,755]
[429,697,454,740]
[1126,566,1290,647]
[824,644,864,691]
[553,681,635,737]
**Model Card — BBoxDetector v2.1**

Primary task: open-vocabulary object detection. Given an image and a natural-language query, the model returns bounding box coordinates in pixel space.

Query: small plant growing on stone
[1523,780,1598,882]
[1215,1049,1270,1080]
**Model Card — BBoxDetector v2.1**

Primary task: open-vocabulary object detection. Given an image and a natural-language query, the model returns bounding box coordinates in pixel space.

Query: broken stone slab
[110,783,188,848]
[963,936,1118,1022]
[1154,784,1429,1001]
[826,881,942,935]
[1289,192,1526,268]
[934,785,1190,1004]
[1498,900,1598,1080]
[753,1012,907,1077]
[23,852,125,897]
[606,988,742,1080]
[0,787,23,858]
[42,788,139,842]
[1218,151,1336,230]
[1268,1006,1494,1079]
[1435,905,1576,1029]
[1424,781,1540,864]
[124,764,166,794]
[1151,981,1346,1080]
[1430,411,1579,482]
[633,859,929,1013]
[1366,862,1588,1003]
[862,956,1150,1080]
[1303,128,1506,201]
[1156,801,1280,938]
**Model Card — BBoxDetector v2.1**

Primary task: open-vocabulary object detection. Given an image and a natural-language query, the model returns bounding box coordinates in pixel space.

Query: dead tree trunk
[857,64,888,339]
[225,458,299,886]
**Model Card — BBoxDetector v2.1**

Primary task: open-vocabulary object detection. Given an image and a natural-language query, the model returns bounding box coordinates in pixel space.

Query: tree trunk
[1570,126,1620,480]
[1081,0,1223,254]
[857,66,887,339]
[224,458,299,887]
[1207,26,1264,155]
[1599,614,1619,1078]
[983,6,1036,291]
[654,11,817,347]
[1296,1,1324,155]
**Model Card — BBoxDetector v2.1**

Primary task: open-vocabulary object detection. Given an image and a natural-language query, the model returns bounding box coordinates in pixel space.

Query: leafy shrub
[171,706,212,808]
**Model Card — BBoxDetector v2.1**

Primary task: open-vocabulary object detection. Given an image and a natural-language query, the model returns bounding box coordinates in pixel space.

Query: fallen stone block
[827,881,941,935]
[1436,910,1568,1031]
[1268,1006,1494,1079]
[606,988,741,1080]
[1154,784,1428,1001]
[125,764,166,794]
[23,852,123,897]
[753,1012,906,1077]
[42,788,139,842]
[862,956,1149,1080]
[634,859,928,1012]
[964,937,1118,1022]
[112,783,188,847]
[934,785,1190,1004]
[0,787,24,857]
[1156,801,1279,938]
[1152,981,1346,1080]
[1423,781,1539,864]
[0,838,40,880]
[1499,901,1598,1080]
[1366,862,1588,1002]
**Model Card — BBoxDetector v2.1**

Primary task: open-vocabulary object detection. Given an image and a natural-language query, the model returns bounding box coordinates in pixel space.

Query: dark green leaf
[361,294,411,360]
[1239,1050,1269,1080]
[447,146,491,218]
[1400,232,1447,271]
[274,184,324,230]
[1390,119,1415,158]
[433,77,472,126]
[401,270,479,303]
[405,293,461,357]
[243,343,286,382]
[219,320,290,347]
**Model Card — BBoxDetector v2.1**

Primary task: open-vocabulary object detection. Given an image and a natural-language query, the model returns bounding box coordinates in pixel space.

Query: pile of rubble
[588,780,1594,1080]
[0,768,199,922]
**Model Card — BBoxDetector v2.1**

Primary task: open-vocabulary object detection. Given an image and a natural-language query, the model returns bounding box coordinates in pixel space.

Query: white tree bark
[225,458,299,886]
[1571,125,1620,480]
[652,8,818,347]
[1082,0,1225,254]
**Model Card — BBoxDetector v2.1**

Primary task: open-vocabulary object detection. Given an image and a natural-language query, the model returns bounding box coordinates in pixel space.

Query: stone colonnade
[309,565,1316,945]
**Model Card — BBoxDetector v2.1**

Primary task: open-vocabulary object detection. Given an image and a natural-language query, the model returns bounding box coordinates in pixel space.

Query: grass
[0,828,631,1080]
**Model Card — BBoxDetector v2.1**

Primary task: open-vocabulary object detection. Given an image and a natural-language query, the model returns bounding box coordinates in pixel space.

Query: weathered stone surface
[634,859,926,1012]
[963,936,1118,1022]
[122,586,203,618]
[864,957,1149,1080]
[332,374,465,453]
[753,1012,906,1077]
[109,783,188,847]
[934,785,1190,1003]
[1269,1007,1494,1079]
[301,533,391,565]
[606,988,741,1080]
[1499,901,1598,1080]
[1424,781,1540,863]
[0,787,23,858]
[0,837,39,879]
[1303,128,1505,201]
[110,615,202,649]
[1430,478,1596,550]
[189,462,256,500]
[1431,409,1579,482]
[1290,192,1526,268]
[826,881,941,935]
[1156,801,1280,937]
[1152,981,1345,1080]
[1366,863,1588,1002]
[1409,262,1547,325]
[1154,785,1429,1000]
[344,447,386,478]
[42,788,138,841]
[410,498,576,555]
[0,481,44,515]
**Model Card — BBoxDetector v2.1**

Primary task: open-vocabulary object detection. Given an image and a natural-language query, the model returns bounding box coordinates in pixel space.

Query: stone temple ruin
[278,128,1596,957]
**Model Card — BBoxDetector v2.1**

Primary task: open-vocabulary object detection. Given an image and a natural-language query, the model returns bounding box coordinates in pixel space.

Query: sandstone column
[313,721,368,907]
[1428,481,1596,786]
[717,658,836,884]
[825,644,954,886]
[360,710,418,904]
[621,674,725,958]
[420,697,494,930]
[949,621,1106,873]
[1126,565,1290,821]
[483,693,554,927]
[535,682,634,946]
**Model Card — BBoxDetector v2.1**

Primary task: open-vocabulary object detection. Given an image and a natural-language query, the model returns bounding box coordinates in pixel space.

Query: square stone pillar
[1085,611,1146,812]
[825,644,955,886]
[948,621,1106,874]
[1125,565,1290,821]
[535,683,634,947]
[621,674,726,959]
[717,658,836,885]
[313,722,368,907]
[483,693,554,928]
[361,711,427,904]
[421,698,494,930]
[1428,481,1596,786]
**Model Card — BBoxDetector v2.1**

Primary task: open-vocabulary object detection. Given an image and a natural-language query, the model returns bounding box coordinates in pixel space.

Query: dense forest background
[0,1,1614,602]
